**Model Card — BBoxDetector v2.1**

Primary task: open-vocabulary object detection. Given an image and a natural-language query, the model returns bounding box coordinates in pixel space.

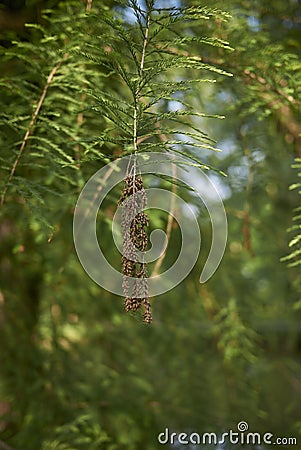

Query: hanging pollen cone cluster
[118,175,152,323]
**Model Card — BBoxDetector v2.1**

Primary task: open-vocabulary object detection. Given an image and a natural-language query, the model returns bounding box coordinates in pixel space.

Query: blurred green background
[0,0,300,448]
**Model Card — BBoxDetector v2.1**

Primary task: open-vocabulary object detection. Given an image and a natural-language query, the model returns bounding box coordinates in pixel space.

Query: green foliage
[213,298,257,364]
[0,3,108,230]
[41,415,114,450]
[0,1,301,449]
[281,158,301,310]
[0,0,233,230]
[282,158,301,268]
[74,1,233,169]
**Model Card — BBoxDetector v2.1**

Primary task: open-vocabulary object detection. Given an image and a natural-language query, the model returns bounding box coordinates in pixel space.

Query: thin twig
[133,8,151,155]
[139,13,150,79]
[74,96,86,165]
[0,53,69,206]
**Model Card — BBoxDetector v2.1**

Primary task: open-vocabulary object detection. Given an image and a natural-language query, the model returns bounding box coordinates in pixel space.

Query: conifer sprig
[76,0,232,321]
[0,0,232,322]
[77,0,233,169]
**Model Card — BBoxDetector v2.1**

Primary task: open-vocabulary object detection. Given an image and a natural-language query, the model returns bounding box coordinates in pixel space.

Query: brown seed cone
[143,299,152,324]
[124,297,141,312]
